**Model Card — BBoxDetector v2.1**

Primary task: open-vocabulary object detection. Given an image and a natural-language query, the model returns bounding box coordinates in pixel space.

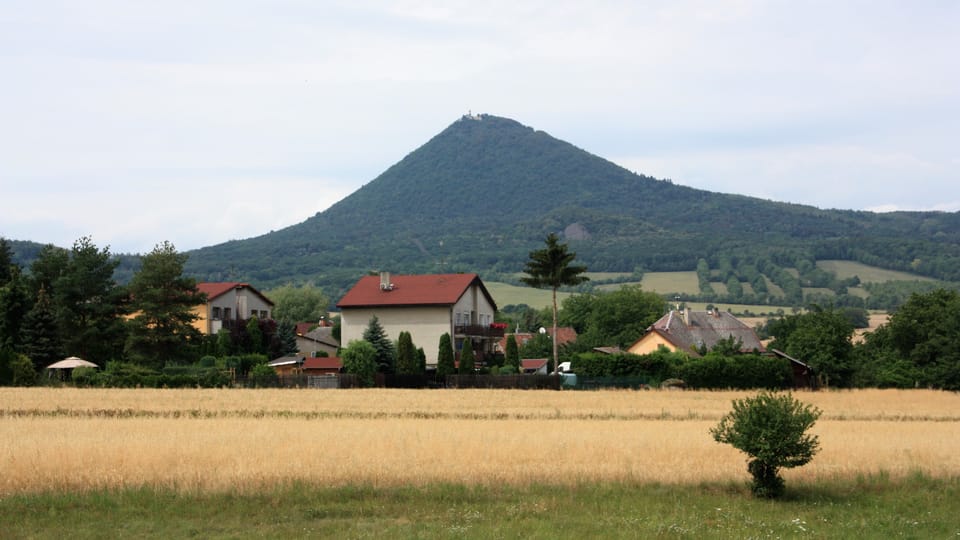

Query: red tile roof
[303,357,342,370]
[196,282,275,306]
[521,359,548,371]
[496,328,578,353]
[295,322,315,336]
[336,273,496,310]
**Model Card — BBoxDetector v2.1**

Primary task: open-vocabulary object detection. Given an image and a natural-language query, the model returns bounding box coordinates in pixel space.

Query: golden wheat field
[2,388,959,494]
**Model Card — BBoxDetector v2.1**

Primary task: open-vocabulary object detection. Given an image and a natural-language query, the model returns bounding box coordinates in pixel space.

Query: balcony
[454,324,506,339]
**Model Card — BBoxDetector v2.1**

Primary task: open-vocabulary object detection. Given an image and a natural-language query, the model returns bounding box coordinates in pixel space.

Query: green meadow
[2,475,958,539]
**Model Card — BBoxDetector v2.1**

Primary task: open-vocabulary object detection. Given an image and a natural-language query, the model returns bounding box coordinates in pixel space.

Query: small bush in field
[711,391,821,498]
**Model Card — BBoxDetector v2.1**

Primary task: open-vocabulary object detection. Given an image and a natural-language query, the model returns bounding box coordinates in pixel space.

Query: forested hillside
[9,114,960,302]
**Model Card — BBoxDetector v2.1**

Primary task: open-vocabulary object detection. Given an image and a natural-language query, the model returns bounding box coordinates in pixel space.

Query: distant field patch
[817,260,935,283]
[641,271,699,295]
[486,282,574,309]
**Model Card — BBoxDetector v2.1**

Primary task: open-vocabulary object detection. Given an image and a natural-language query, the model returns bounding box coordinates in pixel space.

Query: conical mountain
[184,114,960,293]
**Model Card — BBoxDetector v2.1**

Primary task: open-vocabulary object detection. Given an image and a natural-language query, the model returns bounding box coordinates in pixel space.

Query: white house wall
[340,306,452,367]
[452,284,496,327]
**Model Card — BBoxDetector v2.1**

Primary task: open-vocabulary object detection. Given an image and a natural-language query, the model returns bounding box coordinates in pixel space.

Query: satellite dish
[538,327,547,334]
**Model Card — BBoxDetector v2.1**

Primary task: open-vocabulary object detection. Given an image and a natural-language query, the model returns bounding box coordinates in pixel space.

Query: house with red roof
[192,282,275,335]
[495,327,578,355]
[336,272,502,369]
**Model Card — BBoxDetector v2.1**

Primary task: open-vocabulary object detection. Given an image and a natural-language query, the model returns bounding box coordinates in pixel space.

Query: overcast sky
[2,1,958,254]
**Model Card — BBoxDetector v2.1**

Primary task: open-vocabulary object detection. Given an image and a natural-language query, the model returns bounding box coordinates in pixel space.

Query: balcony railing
[454,324,506,338]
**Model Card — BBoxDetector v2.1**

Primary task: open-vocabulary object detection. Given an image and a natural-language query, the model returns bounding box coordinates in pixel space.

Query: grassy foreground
[2,475,958,538]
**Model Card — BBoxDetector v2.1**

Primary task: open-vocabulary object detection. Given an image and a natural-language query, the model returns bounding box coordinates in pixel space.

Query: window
[251,309,258,318]
[224,308,232,320]
[260,310,268,319]
[212,307,221,320]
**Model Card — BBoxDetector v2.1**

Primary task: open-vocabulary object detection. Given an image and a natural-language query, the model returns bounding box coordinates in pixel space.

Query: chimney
[379,271,391,291]
[683,308,691,326]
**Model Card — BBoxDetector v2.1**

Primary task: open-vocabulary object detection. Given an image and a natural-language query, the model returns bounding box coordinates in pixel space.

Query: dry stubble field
[2,388,959,494]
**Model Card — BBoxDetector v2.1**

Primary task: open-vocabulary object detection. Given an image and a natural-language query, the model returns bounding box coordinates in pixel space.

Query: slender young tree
[125,241,205,369]
[520,233,588,372]
[437,333,455,378]
[504,334,521,373]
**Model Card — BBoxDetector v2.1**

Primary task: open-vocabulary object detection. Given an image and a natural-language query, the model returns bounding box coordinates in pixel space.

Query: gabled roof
[637,310,765,353]
[303,326,339,347]
[336,273,497,310]
[521,358,548,371]
[196,282,275,306]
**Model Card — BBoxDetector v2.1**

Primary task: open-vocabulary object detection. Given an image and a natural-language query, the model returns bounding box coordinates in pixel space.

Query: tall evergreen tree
[0,265,30,350]
[0,238,13,285]
[125,241,205,369]
[521,233,588,373]
[396,330,418,374]
[458,339,475,374]
[363,315,395,373]
[436,333,455,378]
[417,347,426,374]
[55,237,127,362]
[277,320,299,356]
[20,286,62,371]
[28,244,69,297]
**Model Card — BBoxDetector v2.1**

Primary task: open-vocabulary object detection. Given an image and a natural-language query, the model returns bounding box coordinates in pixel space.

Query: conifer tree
[125,241,205,368]
[363,315,395,373]
[396,331,418,374]
[56,237,126,362]
[417,347,426,374]
[437,333,455,378]
[277,320,299,356]
[20,287,62,372]
[459,339,475,375]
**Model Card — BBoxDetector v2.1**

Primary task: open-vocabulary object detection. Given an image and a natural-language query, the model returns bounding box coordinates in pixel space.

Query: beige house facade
[337,272,501,368]
[193,282,275,335]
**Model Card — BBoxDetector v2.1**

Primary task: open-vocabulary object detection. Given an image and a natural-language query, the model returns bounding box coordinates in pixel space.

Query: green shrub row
[571,349,793,389]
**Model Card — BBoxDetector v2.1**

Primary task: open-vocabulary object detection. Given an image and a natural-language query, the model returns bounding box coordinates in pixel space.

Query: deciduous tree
[342,339,377,387]
[711,392,821,498]
[268,283,330,323]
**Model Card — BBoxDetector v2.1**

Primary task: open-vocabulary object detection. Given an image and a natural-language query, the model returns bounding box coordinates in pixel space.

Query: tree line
[0,237,301,386]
